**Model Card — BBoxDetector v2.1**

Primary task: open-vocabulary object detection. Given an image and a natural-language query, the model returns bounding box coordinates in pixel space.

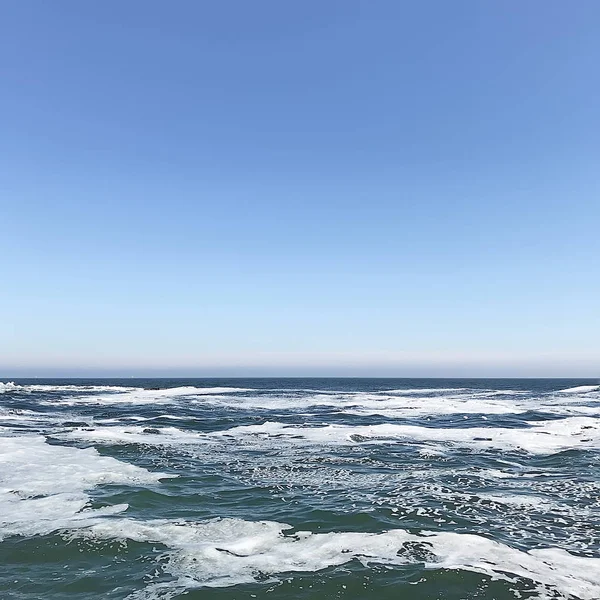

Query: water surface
[1,378,599,599]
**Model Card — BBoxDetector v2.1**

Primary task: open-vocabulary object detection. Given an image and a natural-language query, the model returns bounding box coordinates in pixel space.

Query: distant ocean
[1,378,599,599]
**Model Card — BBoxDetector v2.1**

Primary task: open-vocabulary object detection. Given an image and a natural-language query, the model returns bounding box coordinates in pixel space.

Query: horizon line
[2,375,599,380]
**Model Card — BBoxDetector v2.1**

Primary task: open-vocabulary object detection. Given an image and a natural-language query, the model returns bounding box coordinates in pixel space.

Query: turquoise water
[1,378,599,599]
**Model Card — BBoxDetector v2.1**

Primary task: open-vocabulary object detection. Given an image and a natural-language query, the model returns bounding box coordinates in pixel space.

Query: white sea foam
[342,394,525,418]
[381,387,468,394]
[213,416,600,455]
[188,387,599,418]
[0,408,61,426]
[43,386,252,406]
[7,380,598,418]
[1,382,136,394]
[190,390,528,417]
[29,384,134,392]
[72,517,600,599]
[58,425,207,446]
[0,435,173,540]
[131,386,251,396]
[58,414,600,456]
[557,385,600,394]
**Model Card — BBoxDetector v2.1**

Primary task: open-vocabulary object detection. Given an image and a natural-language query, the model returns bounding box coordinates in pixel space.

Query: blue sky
[1,1,599,377]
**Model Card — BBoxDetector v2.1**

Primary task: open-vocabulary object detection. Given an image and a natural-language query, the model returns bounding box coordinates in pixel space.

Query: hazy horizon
[2,359,599,380]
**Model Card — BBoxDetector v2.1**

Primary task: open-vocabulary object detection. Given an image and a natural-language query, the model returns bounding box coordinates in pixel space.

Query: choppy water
[1,378,599,599]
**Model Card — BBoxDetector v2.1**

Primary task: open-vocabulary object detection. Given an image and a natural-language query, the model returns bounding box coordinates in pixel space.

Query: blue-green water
[1,378,599,599]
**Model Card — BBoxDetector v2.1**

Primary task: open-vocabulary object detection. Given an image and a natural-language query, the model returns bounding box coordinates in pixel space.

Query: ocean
[1,378,599,599]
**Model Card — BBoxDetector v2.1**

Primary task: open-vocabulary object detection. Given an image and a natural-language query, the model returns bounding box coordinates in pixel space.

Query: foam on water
[58,414,600,456]
[2,379,599,599]
[382,387,468,394]
[71,517,600,599]
[43,386,252,406]
[0,407,58,425]
[214,416,600,454]
[0,382,18,393]
[1,382,135,393]
[188,387,599,419]
[0,435,173,540]
[558,385,600,394]
[192,391,528,417]
[57,424,207,446]
[5,380,598,418]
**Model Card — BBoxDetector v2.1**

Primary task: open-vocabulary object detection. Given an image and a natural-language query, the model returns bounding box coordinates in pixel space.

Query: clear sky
[1,1,599,377]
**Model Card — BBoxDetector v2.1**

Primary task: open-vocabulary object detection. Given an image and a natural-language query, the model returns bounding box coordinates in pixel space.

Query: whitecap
[212,416,600,455]
[557,385,600,394]
[58,415,600,456]
[70,517,600,599]
[0,381,18,393]
[43,386,252,406]
[0,435,174,540]
[57,425,206,446]
[188,387,598,418]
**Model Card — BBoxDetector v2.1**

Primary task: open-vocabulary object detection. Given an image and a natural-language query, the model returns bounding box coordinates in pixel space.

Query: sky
[1,1,599,377]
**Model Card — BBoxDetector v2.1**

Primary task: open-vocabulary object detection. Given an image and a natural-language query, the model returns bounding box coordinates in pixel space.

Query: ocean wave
[0,382,136,394]
[3,378,599,599]
[183,387,599,419]
[58,414,600,456]
[57,424,206,446]
[0,435,174,541]
[379,387,468,394]
[557,385,600,394]
[40,386,253,406]
[211,416,600,455]
[190,391,528,417]
[67,517,600,599]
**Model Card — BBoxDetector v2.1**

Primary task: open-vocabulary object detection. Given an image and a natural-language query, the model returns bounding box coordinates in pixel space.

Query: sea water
[1,378,599,599]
